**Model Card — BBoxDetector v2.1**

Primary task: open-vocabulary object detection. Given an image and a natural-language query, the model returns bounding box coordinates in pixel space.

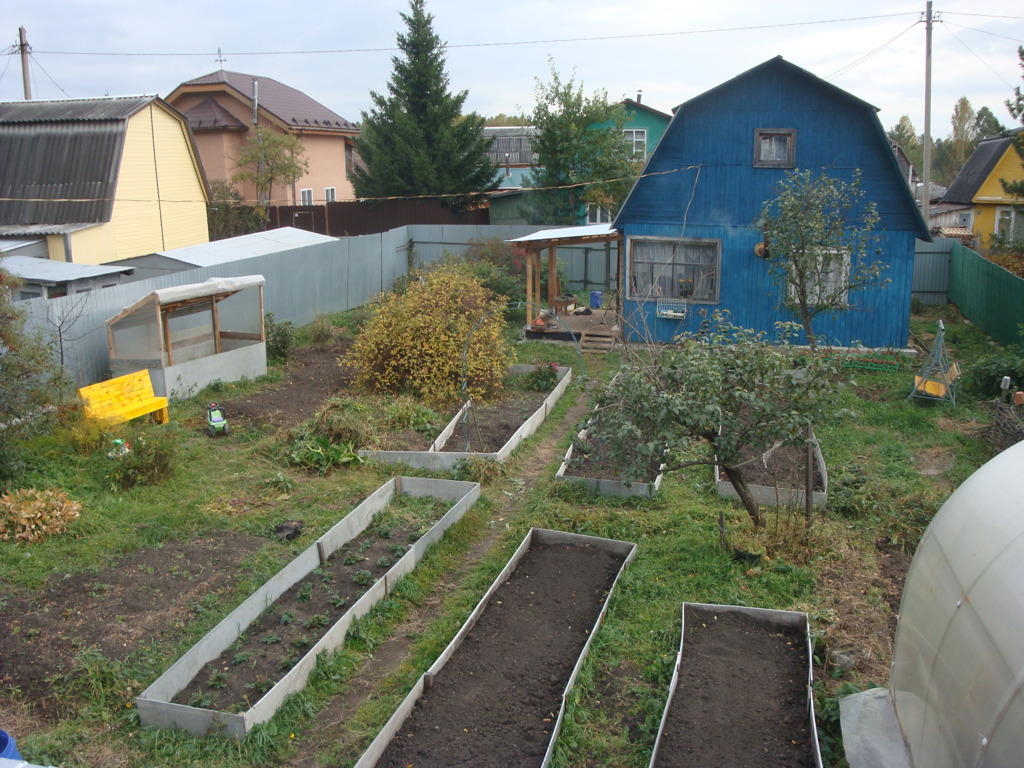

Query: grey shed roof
[153,227,336,268]
[483,126,539,166]
[173,71,357,133]
[1,254,132,284]
[944,128,1023,204]
[0,96,156,227]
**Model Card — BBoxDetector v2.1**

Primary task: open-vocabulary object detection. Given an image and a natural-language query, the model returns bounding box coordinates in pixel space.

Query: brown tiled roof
[183,97,247,131]
[175,70,357,133]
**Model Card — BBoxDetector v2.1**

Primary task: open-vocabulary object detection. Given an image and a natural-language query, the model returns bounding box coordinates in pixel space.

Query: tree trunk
[722,464,764,527]
[799,304,817,352]
[717,508,729,551]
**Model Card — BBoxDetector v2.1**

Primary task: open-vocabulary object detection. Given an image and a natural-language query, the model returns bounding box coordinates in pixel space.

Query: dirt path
[285,390,592,766]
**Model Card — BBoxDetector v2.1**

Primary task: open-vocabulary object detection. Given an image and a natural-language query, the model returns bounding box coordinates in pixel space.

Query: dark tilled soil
[653,607,816,768]
[0,533,265,719]
[567,443,662,483]
[440,390,550,453]
[375,542,626,768]
[733,442,824,491]
[222,339,358,429]
[174,528,416,712]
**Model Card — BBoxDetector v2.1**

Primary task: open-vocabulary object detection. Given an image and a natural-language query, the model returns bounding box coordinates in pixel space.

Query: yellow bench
[79,370,169,425]
[912,361,960,400]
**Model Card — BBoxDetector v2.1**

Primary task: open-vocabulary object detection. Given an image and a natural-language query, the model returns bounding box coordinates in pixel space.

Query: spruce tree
[351,0,497,208]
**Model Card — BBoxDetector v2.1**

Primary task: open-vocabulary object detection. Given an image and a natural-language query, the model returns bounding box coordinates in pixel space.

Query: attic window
[754,128,796,168]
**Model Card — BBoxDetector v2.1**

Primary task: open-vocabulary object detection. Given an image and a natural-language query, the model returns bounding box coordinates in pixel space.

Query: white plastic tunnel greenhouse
[841,439,1024,768]
[106,275,266,398]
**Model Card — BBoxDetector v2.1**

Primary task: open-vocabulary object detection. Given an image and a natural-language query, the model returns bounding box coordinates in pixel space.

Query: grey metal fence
[18,224,614,389]
[912,238,954,305]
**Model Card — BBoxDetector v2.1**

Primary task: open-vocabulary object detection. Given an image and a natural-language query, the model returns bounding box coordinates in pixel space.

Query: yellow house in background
[944,128,1024,250]
[0,96,210,267]
[166,70,359,207]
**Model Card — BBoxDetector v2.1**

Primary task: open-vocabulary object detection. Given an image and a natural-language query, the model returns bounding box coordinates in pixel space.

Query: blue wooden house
[613,56,929,348]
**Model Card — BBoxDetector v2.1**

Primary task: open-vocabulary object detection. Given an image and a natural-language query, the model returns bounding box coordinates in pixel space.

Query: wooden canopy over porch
[507,224,623,325]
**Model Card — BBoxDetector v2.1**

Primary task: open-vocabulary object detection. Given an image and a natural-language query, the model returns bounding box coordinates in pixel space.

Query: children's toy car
[206,402,229,437]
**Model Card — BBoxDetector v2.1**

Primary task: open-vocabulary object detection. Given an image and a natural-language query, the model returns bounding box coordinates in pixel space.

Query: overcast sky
[3,1,1022,139]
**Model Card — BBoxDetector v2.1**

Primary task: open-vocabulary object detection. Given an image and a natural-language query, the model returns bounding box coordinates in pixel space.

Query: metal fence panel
[912,238,953,305]
[15,223,606,388]
[949,241,1024,347]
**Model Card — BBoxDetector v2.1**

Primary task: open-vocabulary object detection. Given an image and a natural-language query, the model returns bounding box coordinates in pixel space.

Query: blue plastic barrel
[590,290,603,309]
[0,730,22,759]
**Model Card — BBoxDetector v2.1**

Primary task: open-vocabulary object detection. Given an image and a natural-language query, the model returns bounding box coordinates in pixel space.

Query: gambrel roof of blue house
[612,56,929,349]
[615,56,927,237]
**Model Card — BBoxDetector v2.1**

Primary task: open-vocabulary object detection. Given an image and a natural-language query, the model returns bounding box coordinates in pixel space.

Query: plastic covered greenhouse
[106,275,266,398]
[841,440,1024,768]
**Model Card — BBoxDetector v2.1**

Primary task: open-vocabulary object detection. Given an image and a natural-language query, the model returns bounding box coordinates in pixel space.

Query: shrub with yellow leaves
[0,487,82,543]
[351,262,515,407]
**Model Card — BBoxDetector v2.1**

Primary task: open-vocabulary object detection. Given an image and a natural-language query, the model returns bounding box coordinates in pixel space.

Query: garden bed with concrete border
[714,434,828,508]
[136,476,480,739]
[358,364,572,470]
[353,528,636,768]
[555,426,665,498]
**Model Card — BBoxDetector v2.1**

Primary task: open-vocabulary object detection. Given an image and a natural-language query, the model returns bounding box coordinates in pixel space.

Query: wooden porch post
[548,245,558,305]
[526,249,534,325]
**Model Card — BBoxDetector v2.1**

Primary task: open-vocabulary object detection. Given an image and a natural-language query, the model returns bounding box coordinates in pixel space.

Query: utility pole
[18,26,32,100]
[922,1,933,225]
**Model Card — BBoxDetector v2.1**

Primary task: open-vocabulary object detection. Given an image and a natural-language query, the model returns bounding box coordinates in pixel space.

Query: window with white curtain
[629,238,720,302]
[754,128,796,168]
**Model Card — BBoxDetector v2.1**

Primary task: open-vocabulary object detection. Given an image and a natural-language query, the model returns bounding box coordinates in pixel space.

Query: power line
[942,21,1024,45]
[826,22,921,81]
[941,12,1024,21]
[941,24,1016,90]
[27,53,70,97]
[30,12,919,59]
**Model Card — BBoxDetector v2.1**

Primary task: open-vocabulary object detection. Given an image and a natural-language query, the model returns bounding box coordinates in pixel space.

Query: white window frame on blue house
[628,236,721,303]
[788,248,850,307]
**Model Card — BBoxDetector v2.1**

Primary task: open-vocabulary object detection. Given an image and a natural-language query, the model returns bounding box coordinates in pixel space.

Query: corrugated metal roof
[174,71,357,132]
[0,96,154,123]
[154,227,336,267]
[944,128,1023,204]
[0,223,97,236]
[183,97,247,131]
[484,126,539,166]
[2,254,132,282]
[0,97,159,226]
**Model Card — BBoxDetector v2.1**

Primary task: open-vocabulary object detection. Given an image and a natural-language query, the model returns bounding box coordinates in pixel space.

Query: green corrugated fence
[949,242,1024,347]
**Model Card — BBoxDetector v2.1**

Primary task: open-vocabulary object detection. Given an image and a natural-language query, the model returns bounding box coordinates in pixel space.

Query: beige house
[0,96,210,266]
[166,70,359,206]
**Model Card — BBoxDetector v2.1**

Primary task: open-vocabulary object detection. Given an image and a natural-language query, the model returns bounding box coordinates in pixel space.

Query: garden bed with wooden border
[358,364,572,470]
[353,528,636,768]
[136,476,480,739]
[648,603,823,768]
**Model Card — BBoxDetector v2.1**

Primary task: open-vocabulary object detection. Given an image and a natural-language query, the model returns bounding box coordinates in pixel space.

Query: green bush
[523,362,560,392]
[264,312,295,364]
[287,430,362,475]
[105,428,177,490]
[961,352,1024,399]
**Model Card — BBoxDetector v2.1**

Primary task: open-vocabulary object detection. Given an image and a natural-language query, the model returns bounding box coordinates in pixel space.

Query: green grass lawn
[0,305,1011,768]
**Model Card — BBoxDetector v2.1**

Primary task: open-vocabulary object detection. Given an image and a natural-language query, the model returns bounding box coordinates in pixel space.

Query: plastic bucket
[589,290,603,309]
[0,730,22,759]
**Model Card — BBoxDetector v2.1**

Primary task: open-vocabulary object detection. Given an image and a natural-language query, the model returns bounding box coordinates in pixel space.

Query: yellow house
[944,128,1024,250]
[166,70,359,206]
[0,96,210,266]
